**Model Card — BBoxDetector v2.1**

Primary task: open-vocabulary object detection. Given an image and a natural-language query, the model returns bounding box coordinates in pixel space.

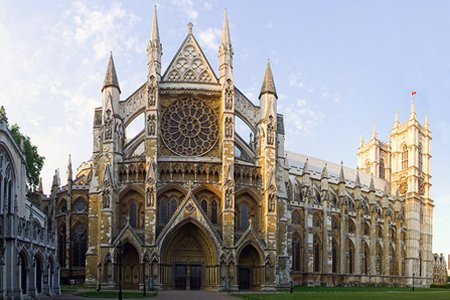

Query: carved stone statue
[147,114,156,136]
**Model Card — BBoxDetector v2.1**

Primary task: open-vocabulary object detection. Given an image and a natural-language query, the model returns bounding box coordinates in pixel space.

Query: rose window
[161,98,218,156]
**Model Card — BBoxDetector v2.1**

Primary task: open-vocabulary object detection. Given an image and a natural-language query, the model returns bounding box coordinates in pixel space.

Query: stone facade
[0,110,60,299]
[432,254,447,285]
[51,9,433,289]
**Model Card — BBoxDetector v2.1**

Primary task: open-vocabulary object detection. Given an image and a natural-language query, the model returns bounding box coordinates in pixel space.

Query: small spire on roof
[102,52,121,93]
[221,9,231,47]
[339,161,345,183]
[321,163,329,179]
[259,59,277,99]
[369,175,375,192]
[355,167,361,188]
[425,111,429,126]
[359,131,364,147]
[394,109,399,127]
[150,5,160,42]
[303,158,310,175]
[188,22,194,34]
[372,122,377,139]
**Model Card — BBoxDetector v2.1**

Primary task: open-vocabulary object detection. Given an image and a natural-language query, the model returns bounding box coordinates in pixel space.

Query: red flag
[411,91,416,96]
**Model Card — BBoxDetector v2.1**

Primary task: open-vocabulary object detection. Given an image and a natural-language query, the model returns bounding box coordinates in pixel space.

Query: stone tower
[357,95,433,286]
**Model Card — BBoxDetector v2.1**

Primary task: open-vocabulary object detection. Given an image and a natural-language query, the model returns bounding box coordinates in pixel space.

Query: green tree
[9,124,45,196]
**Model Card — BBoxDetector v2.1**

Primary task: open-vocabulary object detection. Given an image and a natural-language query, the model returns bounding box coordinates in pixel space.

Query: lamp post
[117,241,124,300]
[97,263,102,292]
[412,272,415,292]
[142,257,147,297]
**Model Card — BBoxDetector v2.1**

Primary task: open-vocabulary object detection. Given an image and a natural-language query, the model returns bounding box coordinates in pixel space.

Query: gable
[162,33,218,84]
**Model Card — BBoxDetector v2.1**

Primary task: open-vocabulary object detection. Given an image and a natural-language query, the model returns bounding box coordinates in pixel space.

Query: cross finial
[187,180,193,192]
[188,22,193,33]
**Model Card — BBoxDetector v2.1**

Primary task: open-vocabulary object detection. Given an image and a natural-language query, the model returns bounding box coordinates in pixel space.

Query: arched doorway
[116,242,140,289]
[238,244,262,290]
[161,222,217,290]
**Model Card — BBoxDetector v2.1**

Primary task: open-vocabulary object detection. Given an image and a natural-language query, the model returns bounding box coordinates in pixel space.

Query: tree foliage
[9,124,45,194]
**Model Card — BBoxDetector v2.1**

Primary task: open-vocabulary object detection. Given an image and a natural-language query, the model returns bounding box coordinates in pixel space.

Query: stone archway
[161,221,217,290]
[238,244,262,290]
[116,242,140,289]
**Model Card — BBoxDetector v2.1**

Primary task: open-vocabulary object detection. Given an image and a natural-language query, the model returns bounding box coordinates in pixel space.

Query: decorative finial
[187,180,193,192]
[188,22,193,33]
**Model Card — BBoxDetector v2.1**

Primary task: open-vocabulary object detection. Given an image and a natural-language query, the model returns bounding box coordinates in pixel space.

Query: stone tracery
[161,98,219,156]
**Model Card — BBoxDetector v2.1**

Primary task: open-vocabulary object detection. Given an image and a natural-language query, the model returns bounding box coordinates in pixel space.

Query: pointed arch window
[313,235,321,272]
[201,199,208,214]
[73,225,87,267]
[402,144,408,170]
[59,224,66,267]
[419,144,423,172]
[129,202,137,228]
[292,211,301,225]
[348,241,354,274]
[160,199,167,224]
[332,239,338,273]
[379,159,385,179]
[170,198,177,217]
[365,160,371,174]
[240,204,248,230]
[293,236,302,272]
[211,200,218,224]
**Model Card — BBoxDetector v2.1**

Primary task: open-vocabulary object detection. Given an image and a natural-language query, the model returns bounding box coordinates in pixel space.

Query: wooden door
[190,265,202,290]
[175,265,187,290]
[239,268,251,290]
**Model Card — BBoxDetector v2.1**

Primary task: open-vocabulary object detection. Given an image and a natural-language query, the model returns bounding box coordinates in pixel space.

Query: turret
[259,60,277,117]
[102,52,121,116]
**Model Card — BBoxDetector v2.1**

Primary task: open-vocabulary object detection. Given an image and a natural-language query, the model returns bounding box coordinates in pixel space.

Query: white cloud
[197,27,221,51]
[265,21,274,29]
[203,2,213,10]
[172,0,198,20]
[289,73,304,88]
[296,99,307,107]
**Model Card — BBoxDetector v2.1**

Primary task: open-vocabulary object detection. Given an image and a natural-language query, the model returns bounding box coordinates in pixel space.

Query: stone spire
[339,161,345,184]
[394,109,399,127]
[219,9,233,83]
[321,163,329,179]
[369,175,375,192]
[102,52,120,93]
[425,111,429,128]
[147,5,162,78]
[67,154,73,182]
[410,98,416,120]
[359,131,364,147]
[38,177,43,194]
[355,167,361,188]
[150,5,160,44]
[372,122,377,139]
[259,60,277,99]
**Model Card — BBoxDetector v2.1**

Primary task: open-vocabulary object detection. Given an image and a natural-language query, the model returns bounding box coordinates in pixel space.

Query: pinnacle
[150,5,160,42]
[102,52,121,93]
[259,60,277,99]
[221,9,231,47]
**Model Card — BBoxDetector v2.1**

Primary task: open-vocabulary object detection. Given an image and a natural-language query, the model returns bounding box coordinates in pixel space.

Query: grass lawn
[231,288,450,300]
[76,291,157,298]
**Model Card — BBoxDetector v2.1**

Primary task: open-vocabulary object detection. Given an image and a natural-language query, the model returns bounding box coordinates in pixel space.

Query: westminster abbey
[41,9,433,290]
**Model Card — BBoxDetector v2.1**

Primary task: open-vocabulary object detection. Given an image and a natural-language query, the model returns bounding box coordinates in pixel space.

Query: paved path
[40,290,236,300]
[157,290,235,299]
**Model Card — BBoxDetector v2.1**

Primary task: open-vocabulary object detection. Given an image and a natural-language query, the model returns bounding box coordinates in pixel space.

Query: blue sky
[1,0,449,254]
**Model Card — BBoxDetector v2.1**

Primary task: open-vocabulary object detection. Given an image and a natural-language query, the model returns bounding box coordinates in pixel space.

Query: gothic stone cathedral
[47,9,433,290]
